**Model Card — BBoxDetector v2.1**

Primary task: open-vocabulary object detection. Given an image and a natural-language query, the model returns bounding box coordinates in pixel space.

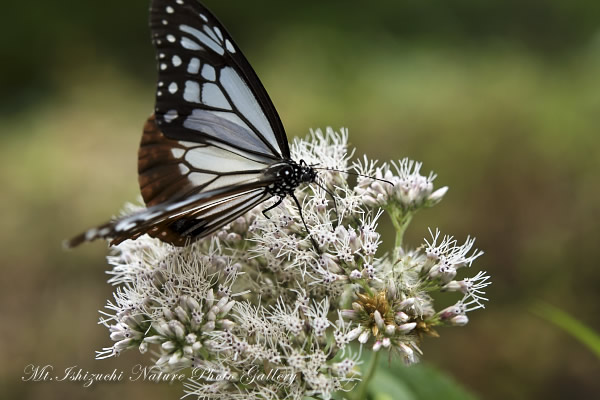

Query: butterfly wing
[66,0,292,248]
[65,181,271,248]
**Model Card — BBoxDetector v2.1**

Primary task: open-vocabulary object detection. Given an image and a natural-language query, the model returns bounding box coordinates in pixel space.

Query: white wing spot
[225,39,235,53]
[176,0,184,4]
[162,19,168,26]
[213,26,223,41]
[200,14,208,22]
[160,63,167,70]
[171,148,185,158]
[172,55,182,67]
[184,80,201,103]
[157,91,163,96]
[169,82,178,94]
[178,164,190,174]
[166,6,174,13]
[159,53,166,59]
[85,228,98,240]
[164,110,178,123]
[158,81,164,87]
[201,64,216,81]
[167,34,176,43]
[181,37,202,51]
[187,57,200,74]
[202,83,231,110]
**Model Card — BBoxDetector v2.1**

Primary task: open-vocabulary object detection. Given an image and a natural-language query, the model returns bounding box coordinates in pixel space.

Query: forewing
[149,0,290,160]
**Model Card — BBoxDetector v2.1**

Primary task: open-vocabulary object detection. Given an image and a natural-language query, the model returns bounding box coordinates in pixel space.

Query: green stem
[389,208,413,259]
[353,351,381,400]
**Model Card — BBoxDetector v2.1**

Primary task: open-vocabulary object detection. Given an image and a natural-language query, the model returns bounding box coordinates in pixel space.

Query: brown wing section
[138,115,196,207]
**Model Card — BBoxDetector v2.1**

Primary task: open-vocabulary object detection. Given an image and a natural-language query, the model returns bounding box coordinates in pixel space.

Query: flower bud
[138,342,148,354]
[372,340,382,352]
[428,186,448,205]
[144,335,164,344]
[395,312,409,323]
[219,319,235,330]
[186,297,201,312]
[449,315,469,326]
[185,333,197,344]
[399,298,415,310]
[358,330,370,344]
[347,327,363,341]
[174,306,190,324]
[161,341,177,352]
[202,321,215,332]
[205,289,214,309]
[162,307,175,321]
[169,350,182,365]
[385,324,396,335]
[397,322,417,334]
[221,300,236,315]
[169,320,186,340]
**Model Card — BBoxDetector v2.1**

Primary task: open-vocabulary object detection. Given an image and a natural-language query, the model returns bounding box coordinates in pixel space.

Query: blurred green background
[2,0,599,399]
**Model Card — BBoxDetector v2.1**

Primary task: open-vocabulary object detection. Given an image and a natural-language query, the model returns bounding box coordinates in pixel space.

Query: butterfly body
[264,160,317,198]
[66,0,319,248]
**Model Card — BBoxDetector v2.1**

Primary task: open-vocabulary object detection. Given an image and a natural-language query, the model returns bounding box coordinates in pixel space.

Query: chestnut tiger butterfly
[66,0,325,248]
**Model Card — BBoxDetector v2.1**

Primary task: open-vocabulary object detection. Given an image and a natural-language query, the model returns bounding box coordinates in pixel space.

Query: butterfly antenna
[313,167,394,186]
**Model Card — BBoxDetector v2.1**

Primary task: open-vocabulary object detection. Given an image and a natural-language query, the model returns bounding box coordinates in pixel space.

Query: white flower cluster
[96,128,490,399]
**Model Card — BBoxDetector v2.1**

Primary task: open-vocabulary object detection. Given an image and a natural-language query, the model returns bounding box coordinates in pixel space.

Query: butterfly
[66,0,320,248]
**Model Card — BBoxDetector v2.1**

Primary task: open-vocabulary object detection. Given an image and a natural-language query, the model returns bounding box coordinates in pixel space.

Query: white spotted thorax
[265,160,317,197]
[97,128,491,400]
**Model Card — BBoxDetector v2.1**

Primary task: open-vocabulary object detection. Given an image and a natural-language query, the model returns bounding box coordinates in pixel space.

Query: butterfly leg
[262,196,283,219]
[290,193,320,251]
[314,179,339,221]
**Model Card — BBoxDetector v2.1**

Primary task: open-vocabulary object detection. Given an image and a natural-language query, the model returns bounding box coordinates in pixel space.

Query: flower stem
[389,208,413,259]
[353,351,381,400]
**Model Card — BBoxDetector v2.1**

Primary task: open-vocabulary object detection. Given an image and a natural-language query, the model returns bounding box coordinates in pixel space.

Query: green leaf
[362,352,477,400]
[369,364,418,400]
[532,302,600,359]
